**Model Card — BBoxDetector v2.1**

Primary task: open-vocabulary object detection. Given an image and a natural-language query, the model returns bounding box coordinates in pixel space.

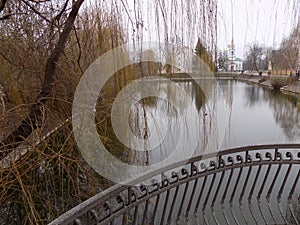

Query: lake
[120,79,300,166]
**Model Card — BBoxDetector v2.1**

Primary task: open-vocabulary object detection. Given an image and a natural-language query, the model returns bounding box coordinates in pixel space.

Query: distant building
[226,40,243,72]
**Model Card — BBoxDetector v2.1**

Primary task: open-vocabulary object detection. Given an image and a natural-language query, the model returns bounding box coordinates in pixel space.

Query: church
[226,40,243,72]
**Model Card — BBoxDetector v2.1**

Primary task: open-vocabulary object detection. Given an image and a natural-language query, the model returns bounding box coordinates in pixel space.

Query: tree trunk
[0,0,85,156]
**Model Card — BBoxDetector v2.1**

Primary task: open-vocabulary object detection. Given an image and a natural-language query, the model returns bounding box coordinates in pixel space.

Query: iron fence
[49,144,300,225]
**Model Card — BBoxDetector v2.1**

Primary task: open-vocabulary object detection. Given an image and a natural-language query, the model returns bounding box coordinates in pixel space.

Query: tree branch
[0,13,10,20]
[0,0,85,157]
[21,0,55,26]
[0,0,8,13]
[54,0,69,21]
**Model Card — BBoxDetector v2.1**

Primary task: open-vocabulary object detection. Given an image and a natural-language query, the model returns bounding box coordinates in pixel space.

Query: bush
[271,77,288,90]
[270,76,297,90]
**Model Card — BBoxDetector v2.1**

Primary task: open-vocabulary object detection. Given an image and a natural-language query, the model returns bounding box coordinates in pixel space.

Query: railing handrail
[49,143,300,225]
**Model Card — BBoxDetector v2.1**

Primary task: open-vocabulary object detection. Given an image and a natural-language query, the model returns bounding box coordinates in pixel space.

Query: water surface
[220,80,300,148]
[102,79,300,166]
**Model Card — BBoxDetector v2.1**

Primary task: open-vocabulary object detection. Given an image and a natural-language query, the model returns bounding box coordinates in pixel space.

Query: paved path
[281,80,300,94]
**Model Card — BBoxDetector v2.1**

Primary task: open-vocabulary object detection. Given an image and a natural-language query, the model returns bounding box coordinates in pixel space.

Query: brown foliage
[0,1,129,224]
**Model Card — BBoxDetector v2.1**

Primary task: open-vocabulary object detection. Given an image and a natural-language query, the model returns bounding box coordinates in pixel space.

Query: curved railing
[50,144,300,225]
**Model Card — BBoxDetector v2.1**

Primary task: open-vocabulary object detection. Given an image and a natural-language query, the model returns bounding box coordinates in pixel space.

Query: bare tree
[217,50,228,71]
[243,43,267,71]
[0,0,85,153]
[0,1,131,224]
[277,25,299,70]
[0,0,220,224]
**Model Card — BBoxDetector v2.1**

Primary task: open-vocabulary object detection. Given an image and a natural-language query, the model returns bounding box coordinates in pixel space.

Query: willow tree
[277,24,300,70]
[0,0,219,224]
[195,38,217,72]
[0,1,131,224]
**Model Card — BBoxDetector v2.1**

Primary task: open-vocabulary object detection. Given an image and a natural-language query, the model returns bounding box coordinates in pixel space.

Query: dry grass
[0,123,112,224]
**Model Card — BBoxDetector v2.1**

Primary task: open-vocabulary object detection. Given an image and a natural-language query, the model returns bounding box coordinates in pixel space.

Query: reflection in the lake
[220,80,300,148]
[99,79,300,169]
[125,80,213,166]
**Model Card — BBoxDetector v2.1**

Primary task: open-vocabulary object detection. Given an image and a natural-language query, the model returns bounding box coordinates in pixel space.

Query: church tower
[228,39,236,60]
[227,40,237,72]
[225,0,242,72]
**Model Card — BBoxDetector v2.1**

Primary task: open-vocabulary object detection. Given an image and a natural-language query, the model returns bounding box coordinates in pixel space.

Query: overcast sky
[97,0,298,59]
[218,0,298,58]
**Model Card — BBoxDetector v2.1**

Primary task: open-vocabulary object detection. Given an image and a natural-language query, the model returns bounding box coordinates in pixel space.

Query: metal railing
[50,144,300,225]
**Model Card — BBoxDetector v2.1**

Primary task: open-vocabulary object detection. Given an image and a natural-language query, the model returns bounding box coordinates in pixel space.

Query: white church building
[226,40,243,72]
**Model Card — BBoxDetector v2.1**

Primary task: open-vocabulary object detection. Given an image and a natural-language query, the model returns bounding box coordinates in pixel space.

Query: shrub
[270,76,292,90]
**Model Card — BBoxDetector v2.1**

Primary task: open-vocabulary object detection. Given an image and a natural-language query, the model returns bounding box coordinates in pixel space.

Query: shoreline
[234,74,300,95]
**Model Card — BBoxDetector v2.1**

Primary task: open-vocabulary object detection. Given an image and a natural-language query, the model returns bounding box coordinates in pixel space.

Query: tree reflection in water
[98,79,299,168]
[127,80,212,166]
[265,90,300,140]
[221,80,300,146]
[244,83,300,140]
